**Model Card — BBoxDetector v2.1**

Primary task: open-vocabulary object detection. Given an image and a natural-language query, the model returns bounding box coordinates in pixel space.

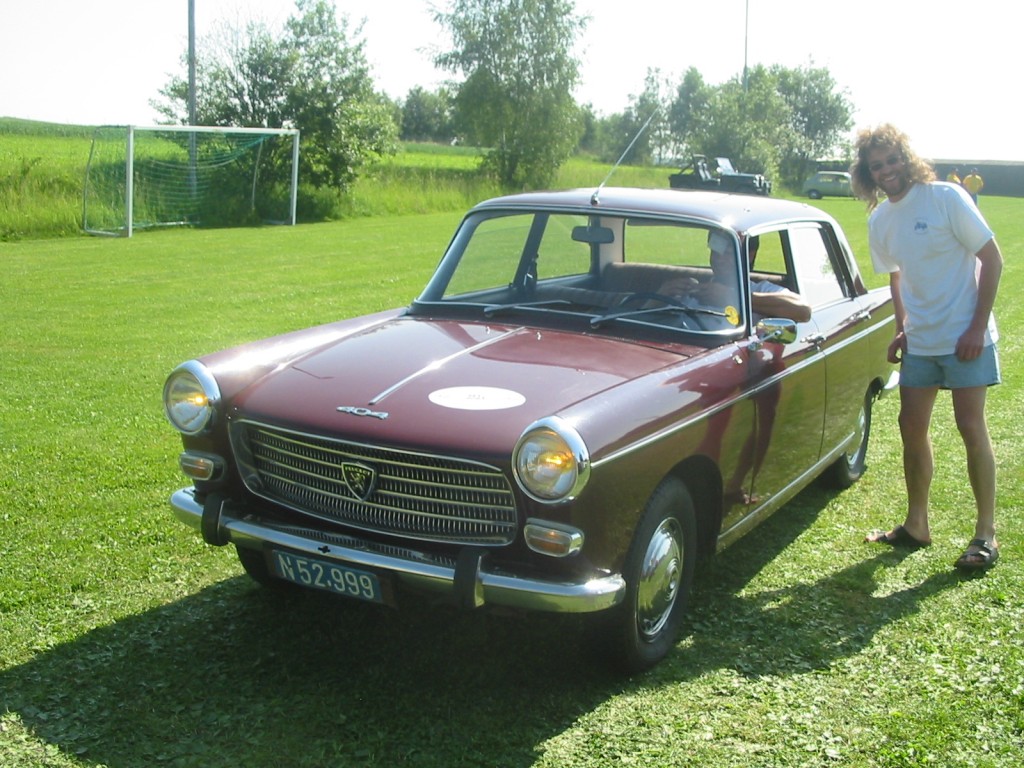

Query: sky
[3,0,1022,161]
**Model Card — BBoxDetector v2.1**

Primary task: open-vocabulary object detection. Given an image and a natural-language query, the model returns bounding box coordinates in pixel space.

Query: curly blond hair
[849,124,936,211]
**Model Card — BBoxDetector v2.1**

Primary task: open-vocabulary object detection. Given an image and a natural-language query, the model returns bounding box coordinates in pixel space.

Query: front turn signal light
[524,520,584,557]
[178,451,222,481]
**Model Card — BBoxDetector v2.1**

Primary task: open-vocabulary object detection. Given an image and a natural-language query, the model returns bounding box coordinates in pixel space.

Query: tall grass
[340,152,669,217]
[1,120,671,241]
[0,123,93,239]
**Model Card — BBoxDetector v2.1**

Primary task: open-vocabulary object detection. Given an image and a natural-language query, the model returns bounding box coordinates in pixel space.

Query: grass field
[1,132,1022,766]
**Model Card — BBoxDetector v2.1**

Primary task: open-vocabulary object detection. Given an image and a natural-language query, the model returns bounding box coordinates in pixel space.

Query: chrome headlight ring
[513,417,591,503]
[163,360,221,435]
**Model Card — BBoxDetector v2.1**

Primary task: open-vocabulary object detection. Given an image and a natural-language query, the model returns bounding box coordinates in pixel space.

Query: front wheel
[597,477,697,673]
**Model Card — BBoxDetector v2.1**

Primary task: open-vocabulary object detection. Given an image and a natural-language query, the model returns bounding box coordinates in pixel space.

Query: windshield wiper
[482,299,573,318]
[590,304,726,329]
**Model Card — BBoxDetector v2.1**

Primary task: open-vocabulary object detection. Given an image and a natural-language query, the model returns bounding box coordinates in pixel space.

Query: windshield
[415,210,746,335]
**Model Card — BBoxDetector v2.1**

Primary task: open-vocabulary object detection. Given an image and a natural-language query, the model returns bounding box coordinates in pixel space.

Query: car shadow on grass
[658,483,962,683]
[0,487,959,767]
[0,568,619,767]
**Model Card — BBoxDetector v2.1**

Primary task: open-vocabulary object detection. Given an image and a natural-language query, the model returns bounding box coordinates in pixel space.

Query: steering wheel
[616,291,688,309]
[613,291,706,330]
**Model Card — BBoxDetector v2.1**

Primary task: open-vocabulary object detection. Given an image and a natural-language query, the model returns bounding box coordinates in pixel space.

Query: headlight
[163,360,221,435]
[513,417,590,502]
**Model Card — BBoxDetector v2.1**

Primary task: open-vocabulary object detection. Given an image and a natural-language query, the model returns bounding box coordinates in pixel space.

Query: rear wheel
[599,477,697,673]
[825,389,874,488]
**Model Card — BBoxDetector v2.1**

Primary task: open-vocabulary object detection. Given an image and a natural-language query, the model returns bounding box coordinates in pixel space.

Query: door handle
[802,333,827,346]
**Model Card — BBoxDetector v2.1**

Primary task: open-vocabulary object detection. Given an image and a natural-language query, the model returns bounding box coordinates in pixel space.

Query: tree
[771,64,854,183]
[690,66,792,178]
[401,86,456,143]
[665,63,853,188]
[153,19,291,128]
[576,103,600,155]
[433,0,586,189]
[153,0,397,192]
[667,67,711,153]
[600,70,673,166]
[283,0,397,189]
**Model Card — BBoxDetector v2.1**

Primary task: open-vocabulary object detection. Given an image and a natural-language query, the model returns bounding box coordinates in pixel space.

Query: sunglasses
[868,154,903,173]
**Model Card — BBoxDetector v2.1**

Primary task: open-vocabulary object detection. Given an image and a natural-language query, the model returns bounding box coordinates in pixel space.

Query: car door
[788,223,869,461]
[722,228,825,532]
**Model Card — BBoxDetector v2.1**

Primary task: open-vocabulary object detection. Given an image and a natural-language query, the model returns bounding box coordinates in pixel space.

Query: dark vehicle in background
[802,171,854,199]
[163,187,895,672]
[669,155,772,196]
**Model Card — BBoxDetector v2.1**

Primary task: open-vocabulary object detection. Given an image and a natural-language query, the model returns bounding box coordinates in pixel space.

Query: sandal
[955,538,999,572]
[865,525,931,550]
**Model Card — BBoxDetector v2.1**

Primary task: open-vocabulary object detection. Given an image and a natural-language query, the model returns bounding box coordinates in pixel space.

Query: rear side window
[788,226,846,306]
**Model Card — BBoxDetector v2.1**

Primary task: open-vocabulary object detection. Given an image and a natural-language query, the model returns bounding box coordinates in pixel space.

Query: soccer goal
[82,125,299,237]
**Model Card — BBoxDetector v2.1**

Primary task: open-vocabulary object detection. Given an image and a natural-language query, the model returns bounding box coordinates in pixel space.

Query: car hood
[228,315,691,457]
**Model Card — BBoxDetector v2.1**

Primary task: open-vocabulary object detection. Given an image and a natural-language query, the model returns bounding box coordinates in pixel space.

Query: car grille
[232,421,518,546]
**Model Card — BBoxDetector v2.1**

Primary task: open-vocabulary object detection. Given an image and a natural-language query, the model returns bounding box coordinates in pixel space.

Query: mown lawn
[1,196,1022,767]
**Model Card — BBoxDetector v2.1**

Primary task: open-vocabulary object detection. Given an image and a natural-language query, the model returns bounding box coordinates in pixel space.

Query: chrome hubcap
[848,401,868,469]
[636,518,683,640]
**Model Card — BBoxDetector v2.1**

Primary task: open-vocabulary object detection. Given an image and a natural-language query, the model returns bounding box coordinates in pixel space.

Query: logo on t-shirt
[914,219,928,234]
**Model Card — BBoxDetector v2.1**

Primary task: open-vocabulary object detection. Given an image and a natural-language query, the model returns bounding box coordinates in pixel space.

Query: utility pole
[188,0,198,197]
[188,0,197,125]
[743,0,749,91]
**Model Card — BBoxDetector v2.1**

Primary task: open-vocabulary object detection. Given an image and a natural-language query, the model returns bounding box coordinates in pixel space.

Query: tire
[824,389,873,489]
[598,477,697,673]
[808,189,823,200]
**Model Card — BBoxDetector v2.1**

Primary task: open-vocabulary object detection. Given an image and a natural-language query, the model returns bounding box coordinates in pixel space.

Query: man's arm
[888,271,907,363]
[956,238,1003,361]
[751,289,811,322]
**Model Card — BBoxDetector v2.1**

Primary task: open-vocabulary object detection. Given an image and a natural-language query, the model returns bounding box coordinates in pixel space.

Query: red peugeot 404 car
[164,187,896,671]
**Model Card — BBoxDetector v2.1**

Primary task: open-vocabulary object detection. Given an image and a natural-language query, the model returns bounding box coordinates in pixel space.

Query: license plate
[271,550,383,603]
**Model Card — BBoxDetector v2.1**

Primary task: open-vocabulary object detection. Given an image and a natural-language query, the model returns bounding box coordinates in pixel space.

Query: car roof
[469,186,836,235]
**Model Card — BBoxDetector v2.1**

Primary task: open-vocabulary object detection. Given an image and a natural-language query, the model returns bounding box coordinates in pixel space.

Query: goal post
[83,125,300,237]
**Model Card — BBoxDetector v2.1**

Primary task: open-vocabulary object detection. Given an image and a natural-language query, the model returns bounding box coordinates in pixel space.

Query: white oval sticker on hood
[428,386,526,411]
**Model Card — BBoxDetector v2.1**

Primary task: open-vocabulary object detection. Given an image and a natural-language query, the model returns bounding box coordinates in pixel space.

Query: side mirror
[755,318,798,345]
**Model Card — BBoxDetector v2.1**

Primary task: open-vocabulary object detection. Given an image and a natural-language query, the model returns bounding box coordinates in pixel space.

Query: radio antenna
[591,107,661,206]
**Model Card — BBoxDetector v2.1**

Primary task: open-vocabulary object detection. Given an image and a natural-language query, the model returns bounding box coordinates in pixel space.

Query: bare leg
[896,385,939,542]
[952,386,997,556]
[866,384,938,545]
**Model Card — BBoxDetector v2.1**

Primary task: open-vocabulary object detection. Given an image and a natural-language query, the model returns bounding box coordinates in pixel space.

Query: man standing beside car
[850,124,1003,572]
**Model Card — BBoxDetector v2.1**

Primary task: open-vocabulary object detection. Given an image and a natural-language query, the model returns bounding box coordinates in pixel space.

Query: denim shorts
[901,344,1001,389]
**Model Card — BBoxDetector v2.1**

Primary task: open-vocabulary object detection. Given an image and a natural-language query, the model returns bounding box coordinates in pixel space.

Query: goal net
[82,125,299,236]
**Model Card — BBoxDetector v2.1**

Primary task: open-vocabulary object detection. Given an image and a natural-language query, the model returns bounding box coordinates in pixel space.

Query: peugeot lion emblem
[341,462,377,501]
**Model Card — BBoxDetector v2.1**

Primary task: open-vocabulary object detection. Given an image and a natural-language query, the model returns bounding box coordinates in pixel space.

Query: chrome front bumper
[171,487,625,614]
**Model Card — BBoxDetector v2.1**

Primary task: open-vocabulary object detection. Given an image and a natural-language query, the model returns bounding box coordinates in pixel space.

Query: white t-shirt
[869,181,997,356]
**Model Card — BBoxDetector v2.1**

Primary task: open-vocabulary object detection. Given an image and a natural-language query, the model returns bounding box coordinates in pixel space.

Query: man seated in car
[665,232,811,327]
